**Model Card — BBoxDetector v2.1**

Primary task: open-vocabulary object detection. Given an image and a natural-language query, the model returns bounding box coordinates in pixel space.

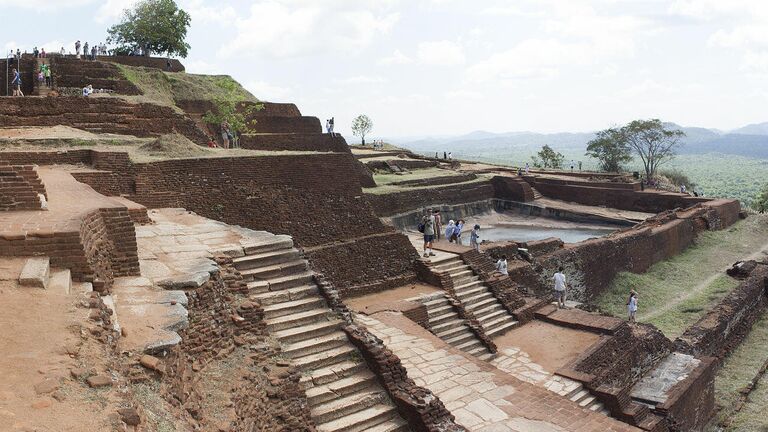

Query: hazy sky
[3,0,768,138]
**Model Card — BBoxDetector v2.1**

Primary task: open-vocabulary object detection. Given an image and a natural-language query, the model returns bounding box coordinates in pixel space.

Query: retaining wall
[239,133,348,152]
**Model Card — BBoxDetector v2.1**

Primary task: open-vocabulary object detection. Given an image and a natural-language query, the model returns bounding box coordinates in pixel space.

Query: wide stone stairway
[422,295,494,360]
[232,237,409,432]
[432,255,518,337]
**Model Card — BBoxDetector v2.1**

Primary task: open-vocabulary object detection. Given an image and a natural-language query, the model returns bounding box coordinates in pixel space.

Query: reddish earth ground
[494,320,600,372]
[345,283,440,313]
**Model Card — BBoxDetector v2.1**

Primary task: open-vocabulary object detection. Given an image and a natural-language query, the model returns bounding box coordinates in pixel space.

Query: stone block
[19,257,50,289]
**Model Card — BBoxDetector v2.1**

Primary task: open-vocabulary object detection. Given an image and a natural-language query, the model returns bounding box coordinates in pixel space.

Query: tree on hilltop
[352,114,373,145]
[203,78,264,138]
[585,127,632,172]
[532,145,564,169]
[754,184,768,213]
[108,0,191,58]
[623,119,684,180]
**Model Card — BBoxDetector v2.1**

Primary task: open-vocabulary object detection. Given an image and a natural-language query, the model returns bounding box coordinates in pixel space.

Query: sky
[3,0,768,138]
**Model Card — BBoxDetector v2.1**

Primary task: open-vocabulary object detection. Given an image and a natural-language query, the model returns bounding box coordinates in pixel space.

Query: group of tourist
[419,209,485,258]
[74,41,107,60]
[325,117,335,136]
[37,63,52,87]
[434,152,453,160]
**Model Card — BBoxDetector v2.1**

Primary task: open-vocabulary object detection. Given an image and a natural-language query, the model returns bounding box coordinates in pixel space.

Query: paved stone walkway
[357,312,638,432]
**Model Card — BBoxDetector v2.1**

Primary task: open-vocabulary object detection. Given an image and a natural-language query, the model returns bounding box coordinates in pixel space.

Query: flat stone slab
[158,271,210,290]
[19,257,50,289]
[144,330,182,355]
[630,352,701,405]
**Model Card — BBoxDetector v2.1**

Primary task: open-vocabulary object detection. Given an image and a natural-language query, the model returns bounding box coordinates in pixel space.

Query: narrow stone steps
[455,338,483,352]
[453,280,484,292]
[293,345,357,370]
[486,320,518,338]
[265,308,331,332]
[263,296,325,319]
[431,318,465,334]
[443,329,476,347]
[468,302,503,318]
[312,389,387,424]
[272,319,343,344]
[247,271,314,294]
[461,292,495,307]
[454,285,488,300]
[365,417,409,432]
[251,284,319,306]
[447,269,474,279]
[233,248,300,271]
[283,331,349,359]
[300,359,369,389]
[437,264,470,274]
[467,346,490,356]
[240,259,308,281]
[426,304,453,316]
[429,310,459,326]
[242,235,294,255]
[424,297,450,308]
[305,370,377,406]
[316,403,399,432]
[474,308,507,324]
[481,315,515,333]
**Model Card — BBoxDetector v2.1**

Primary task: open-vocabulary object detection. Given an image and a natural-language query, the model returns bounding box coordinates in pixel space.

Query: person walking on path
[443,151,447,160]
[421,211,436,258]
[553,267,567,309]
[627,290,638,322]
[495,255,508,276]
[445,220,456,243]
[11,68,23,97]
[470,224,481,252]
[433,209,442,241]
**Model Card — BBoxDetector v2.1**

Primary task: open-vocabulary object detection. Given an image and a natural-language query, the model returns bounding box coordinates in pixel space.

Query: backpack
[417,222,425,233]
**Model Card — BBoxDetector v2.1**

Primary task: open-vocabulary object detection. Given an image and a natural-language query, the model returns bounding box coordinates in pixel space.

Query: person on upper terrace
[82,84,93,97]
[553,267,567,309]
[495,255,508,276]
[220,121,231,148]
[680,184,687,194]
[470,224,481,252]
[83,42,89,58]
[11,68,23,97]
[525,162,530,174]
[43,64,51,87]
[329,117,335,136]
[40,48,46,58]
[33,47,39,58]
[75,41,81,58]
[60,46,66,56]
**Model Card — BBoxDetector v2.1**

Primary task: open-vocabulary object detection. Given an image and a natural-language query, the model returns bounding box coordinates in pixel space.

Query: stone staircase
[432,256,518,338]
[33,58,51,96]
[530,186,543,200]
[233,236,409,432]
[0,164,44,211]
[18,256,91,295]
[560,378,610,415]
[421,294,493,360]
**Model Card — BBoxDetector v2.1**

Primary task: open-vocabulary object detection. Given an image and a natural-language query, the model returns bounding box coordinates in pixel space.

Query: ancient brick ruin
[1,55,765,432]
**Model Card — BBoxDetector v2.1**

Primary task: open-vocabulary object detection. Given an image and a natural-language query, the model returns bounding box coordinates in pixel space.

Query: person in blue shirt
[11,68,23,97]
[470,224,481,252]
[454,220,465,245]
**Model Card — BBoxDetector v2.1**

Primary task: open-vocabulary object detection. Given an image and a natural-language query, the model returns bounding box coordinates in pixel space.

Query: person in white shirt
[553,267,567,309]
[495,255,508,276]
[627,290,638,322]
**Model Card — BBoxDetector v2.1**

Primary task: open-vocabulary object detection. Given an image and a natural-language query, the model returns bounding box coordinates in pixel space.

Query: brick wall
[0,57,36,96]
[96,55,185,72]
[367,181,496,217]
[250,116,322,134]
[656,357,716,432]
[50,57,141,94]
[239,133,349,152]
[490,176,535,202]
[0,164,43,211]
[392,173,477,187]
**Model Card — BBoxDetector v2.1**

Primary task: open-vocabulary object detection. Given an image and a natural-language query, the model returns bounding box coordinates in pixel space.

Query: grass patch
[373,167,456,185]
[712,315,768,431]
[594,214,768,338]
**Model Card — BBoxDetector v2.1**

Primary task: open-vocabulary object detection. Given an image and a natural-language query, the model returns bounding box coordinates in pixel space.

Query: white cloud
[468,38,587,82]
[0,0,93,12]
[95,0,137,23]
[445,89,483,100]
[221,1,399,59]
[245,80,292,101]
[417,40,465,66]
[336,75,387,84]
[378,49,412,65]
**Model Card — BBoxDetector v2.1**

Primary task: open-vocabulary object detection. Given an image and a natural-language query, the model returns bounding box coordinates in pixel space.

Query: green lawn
[372,167,463,186]
[594,214,768,338]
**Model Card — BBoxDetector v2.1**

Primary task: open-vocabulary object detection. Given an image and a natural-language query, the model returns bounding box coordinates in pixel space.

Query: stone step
[579,395,597,408]
[19,257,50,289]
[468,346,490,357]
[431,318,465,334]
[475,308,507,324]
[240,259,308,281]
[453,280,484,293]
[461,292,495,307]
[283,331,349,359]
[265,308,332,332]
[423,297,449,308]
[468,301,504,318]
[455,284,488,300]
[430,255,462,267]
[478,352,495,361]
[426,304,453,316]
[570,389,589,403]
[438,264,470,274]
[263,296,326,319]
[273,319,344,344]
[301,360,368,389]
[429,310,459,326]
[443,328,476,346]
[486,320,518,338]
[312,389,387,425]
[48,269,71,295]
[455,337,483,352]
[247,272,314,294]
[233,248,300,271]
[316,403,399,432]
[306,370,377,406]
[365,417,409,432]
[251,284,318,306]
[242,235,294,255]
[452,275,480,286]
[448,269,474,279]
[293,345,357,370]
[482,314,515,333]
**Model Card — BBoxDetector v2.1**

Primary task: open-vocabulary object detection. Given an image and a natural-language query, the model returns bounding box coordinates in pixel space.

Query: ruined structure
[1,54,765,432]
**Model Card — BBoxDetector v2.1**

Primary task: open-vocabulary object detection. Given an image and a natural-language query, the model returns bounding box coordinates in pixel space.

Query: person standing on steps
[578,161,582,171]
[627,290,638,322]
[44,63,51,87]
[11,68,22,97]
[495,255,508,276]
[470,224,481,252]
[553,267,567,309]
[60,46,66,56]
[421,210,436,258]
[433,209,442,242]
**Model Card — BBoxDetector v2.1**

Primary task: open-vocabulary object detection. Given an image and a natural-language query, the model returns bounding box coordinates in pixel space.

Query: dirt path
[639,240,768,321]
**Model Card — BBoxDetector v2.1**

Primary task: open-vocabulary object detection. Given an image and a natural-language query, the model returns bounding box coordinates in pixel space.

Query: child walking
[627,290,638,322]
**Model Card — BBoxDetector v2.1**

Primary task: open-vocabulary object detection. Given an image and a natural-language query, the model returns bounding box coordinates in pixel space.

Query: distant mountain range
[392,122,768,159]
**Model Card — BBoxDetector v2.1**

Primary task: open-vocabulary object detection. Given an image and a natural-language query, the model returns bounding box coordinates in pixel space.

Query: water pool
[470,224,615,244]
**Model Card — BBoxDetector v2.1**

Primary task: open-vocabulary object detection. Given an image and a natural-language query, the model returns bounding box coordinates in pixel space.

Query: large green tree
[203,79,263,137]
[108,0,191,58]
[351,114,373,145]
[532,145,564,169]
[754,184,768,213]
[585,127,633,172]
[623,119,685,180]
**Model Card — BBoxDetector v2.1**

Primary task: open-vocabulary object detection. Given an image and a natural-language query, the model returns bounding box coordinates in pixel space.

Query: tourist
[627,290,638,322]
[525,162,530,174]
[570,160,575,171]
[553,267,567,309]
[329,117,335,136]
[83,42,89,60]
[495,255,508,276]
[207,136,218,148]
[33,47,39,58]
[40,48,46,58]
[44,64,51,87]
[60,46,66,56]
[11,68,23,97]
[166,56,172,71]
[443,151,447,159]
[421,211,436,258]
[445,220,456,242]
[82,84,93,96]
[448,152,452,160]
[326,119,331,134]
[435,152,439,159]
[433,209,442,241]
[680,184,686,194]
[578,161,582,171]
[220,121,231,148]
[470,224,481,252]
[454,219,465,245]
[91,46,97,61]
[75,41,81,58]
